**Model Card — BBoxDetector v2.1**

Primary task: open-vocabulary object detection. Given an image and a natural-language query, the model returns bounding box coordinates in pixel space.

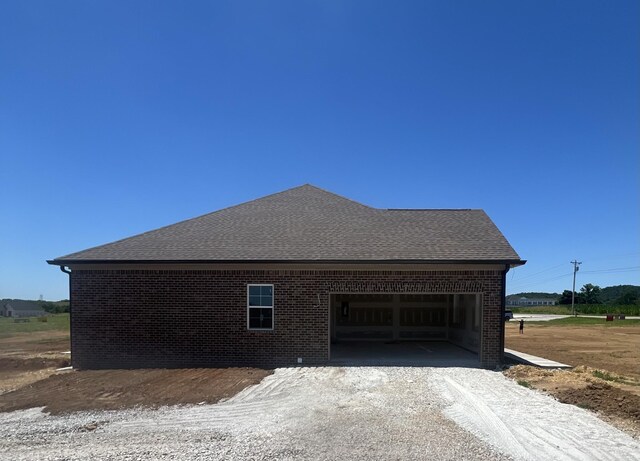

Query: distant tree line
[557,284,639,306]
[40,300,70,314]
[509,285,640,306]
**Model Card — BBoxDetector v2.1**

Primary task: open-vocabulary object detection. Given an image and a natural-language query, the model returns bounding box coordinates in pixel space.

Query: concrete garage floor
[330,341,480,367]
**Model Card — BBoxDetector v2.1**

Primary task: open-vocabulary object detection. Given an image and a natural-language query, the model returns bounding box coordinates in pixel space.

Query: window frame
[246,284,274,331]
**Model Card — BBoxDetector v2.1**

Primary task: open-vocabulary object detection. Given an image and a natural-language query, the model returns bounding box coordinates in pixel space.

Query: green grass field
[511,304,640,316]
[527,316,640,326]
[0,314,70,338]
[511,306,573,315]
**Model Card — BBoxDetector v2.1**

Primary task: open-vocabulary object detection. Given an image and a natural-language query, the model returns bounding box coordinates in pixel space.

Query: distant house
[1,300,47,318]
[48,185,525,370]
[506,297,557,307]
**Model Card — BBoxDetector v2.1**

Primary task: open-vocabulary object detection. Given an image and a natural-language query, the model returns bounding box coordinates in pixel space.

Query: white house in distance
[506,297,557,307]
[1,300,46,318]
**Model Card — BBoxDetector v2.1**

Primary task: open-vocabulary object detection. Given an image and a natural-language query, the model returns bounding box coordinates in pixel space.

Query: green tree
[616,290,638,305]
[580,284,601,304]
[40,301,70,313]
[559,290,577,304]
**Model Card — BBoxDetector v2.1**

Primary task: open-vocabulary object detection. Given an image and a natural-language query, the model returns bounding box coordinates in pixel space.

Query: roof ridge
[300,184,373,209]
[51,186,523,264]
[385,208,478,211]
[54,185,371,260]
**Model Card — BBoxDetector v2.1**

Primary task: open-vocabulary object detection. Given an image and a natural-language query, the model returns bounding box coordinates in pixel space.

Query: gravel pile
[2,366,639,460]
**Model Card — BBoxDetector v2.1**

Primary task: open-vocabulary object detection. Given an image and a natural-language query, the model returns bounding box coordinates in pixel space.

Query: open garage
[330,292,482,365]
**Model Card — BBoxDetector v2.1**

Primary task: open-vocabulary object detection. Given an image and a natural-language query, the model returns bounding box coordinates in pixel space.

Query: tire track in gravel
[434,369,640,461]
[442,376,531,460]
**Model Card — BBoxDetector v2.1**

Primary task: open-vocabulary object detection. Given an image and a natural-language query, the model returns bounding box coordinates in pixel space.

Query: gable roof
[2,300,45,312]
[49,185,524,265]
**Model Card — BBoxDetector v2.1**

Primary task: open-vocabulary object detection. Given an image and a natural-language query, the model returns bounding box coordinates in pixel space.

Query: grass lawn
[0,314,70,338]
[511,306,574,315]
[512,305,640,315]
[527,316,640,326]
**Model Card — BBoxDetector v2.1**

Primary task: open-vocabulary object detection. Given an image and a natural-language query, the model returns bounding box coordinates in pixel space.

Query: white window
[247,284,274,330]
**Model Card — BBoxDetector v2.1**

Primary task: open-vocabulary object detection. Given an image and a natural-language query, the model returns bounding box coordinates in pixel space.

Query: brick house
[48,185,524,369]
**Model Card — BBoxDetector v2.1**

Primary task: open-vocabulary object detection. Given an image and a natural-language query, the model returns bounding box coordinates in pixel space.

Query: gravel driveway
[2,366,640,461]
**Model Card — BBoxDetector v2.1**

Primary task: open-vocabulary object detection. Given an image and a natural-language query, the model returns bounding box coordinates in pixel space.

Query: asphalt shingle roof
[50,185,523,264]
[2,300,46,312]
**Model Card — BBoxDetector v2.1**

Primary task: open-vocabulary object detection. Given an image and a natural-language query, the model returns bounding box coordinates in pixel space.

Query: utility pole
[571,260,582,317]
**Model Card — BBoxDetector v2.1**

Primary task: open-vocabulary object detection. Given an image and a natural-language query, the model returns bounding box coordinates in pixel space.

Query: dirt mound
[0,346,71,396]
[504,365,640,437]
[0,368,271,415]
[555,382,640,423]
[0,357,69,371]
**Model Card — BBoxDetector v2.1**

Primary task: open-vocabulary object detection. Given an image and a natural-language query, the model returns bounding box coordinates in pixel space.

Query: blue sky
[1,1,638,300]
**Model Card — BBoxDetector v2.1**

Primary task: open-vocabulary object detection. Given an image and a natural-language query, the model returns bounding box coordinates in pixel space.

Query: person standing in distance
[519,319,524,334]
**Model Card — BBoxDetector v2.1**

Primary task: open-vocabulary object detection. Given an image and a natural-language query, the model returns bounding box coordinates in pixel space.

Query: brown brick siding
[70,268,505,369]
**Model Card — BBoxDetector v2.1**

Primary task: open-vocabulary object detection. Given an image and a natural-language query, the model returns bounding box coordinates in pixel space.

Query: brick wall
[70,268,505,369]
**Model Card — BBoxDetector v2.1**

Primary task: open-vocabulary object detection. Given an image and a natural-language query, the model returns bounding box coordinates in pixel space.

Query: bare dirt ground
[0,367,272,414]
[505,321,640,380]
[0,331,70,395]
[505,321,640,437]
[0,331,270,414]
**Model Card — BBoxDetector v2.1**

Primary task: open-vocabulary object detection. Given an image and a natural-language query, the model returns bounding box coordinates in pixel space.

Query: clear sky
[1,1,638,301]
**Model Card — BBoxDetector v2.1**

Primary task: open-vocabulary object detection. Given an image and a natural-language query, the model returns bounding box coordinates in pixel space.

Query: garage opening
[329,293,482,365]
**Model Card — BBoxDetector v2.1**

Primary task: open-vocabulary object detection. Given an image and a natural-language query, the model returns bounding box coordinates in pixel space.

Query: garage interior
[329,293,482,365]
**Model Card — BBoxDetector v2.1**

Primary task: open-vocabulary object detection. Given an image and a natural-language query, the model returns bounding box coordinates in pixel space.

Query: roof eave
[48,258,526,267]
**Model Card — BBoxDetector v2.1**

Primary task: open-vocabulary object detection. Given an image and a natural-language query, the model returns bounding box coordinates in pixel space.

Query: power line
[508,253,640,292]
[583,252,640,263]
[507,272,573,290]
[511,264,639,283]
[508,264,639,292]
[580,266,640,274]
[508,266,571,288]
[509,263,567,283]
[511,253,640,284]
